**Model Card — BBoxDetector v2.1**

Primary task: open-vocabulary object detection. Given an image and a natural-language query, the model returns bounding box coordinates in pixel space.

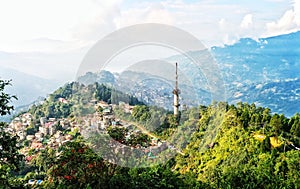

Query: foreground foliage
[0,80,24,188]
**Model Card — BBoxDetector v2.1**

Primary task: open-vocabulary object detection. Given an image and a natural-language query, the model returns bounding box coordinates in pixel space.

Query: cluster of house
[7,99,175,166]
[93,101,134,129]
[6,113,31,140]
[6,101,134,152]
[8,114,77,154]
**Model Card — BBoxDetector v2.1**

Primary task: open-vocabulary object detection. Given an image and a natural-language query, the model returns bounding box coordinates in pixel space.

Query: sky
[0,0,299,80]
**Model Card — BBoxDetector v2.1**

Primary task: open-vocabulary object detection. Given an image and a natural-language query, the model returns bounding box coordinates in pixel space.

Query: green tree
[128,163,185,189]
[42,141,118,188]
[270,114,284,137]
[290,113,300,141]
[132,105,151,122]
[0,80,16,115]
[0,80,24,187]
[107,126,127,143]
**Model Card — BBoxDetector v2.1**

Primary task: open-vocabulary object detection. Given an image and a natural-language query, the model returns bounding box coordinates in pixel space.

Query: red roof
[26,156,33,162]
[45,122,54,127]
[31,142,43,149]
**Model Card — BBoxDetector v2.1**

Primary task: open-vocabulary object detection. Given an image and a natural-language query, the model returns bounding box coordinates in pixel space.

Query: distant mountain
[78,70,116,86]
[0,66,60,106]
[211,31,300,116]
[78,31,300,117]
[0,66,62,121]
[228,78,300,114]
[212,31,300,84]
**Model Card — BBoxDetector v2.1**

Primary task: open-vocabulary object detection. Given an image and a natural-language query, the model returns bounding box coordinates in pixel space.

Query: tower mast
[173,62,180,116]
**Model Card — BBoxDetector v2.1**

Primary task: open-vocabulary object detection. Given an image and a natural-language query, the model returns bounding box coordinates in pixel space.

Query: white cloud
[0,0,122,52]
[1,0,295,52]
[217,18,238,45]
[112,1,256,47]
[294,0,300,24]
[115,2,174,29]
[0,0,298,53]
[71,0,122,42]
[219,18,227,30]
[145,4,174,24]
[265,0,286,2]
[265,0,300,36]
[240,14,253,29]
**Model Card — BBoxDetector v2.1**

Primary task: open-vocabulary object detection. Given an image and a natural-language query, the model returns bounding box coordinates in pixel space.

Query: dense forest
[1,81,300,188]
[28,82,142,119]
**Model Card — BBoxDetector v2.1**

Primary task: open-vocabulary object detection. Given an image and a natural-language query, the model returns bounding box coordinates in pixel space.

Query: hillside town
[6,99,170,167]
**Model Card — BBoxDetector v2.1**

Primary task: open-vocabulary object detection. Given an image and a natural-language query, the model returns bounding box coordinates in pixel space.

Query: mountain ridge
[76,30,300,116]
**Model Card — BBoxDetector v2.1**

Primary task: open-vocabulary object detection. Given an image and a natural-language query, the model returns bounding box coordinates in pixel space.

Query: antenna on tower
[173,62,180,116]
[175,63,178,90]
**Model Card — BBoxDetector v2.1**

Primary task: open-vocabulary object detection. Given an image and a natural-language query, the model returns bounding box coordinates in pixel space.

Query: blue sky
[0,0,299,80]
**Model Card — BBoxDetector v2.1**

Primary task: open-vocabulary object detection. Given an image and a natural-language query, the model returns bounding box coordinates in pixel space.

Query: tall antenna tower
[173,62,180,116]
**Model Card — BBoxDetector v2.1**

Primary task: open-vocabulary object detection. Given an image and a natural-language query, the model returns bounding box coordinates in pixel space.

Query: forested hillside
[175,102,300,188]
[1,82,300,188]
